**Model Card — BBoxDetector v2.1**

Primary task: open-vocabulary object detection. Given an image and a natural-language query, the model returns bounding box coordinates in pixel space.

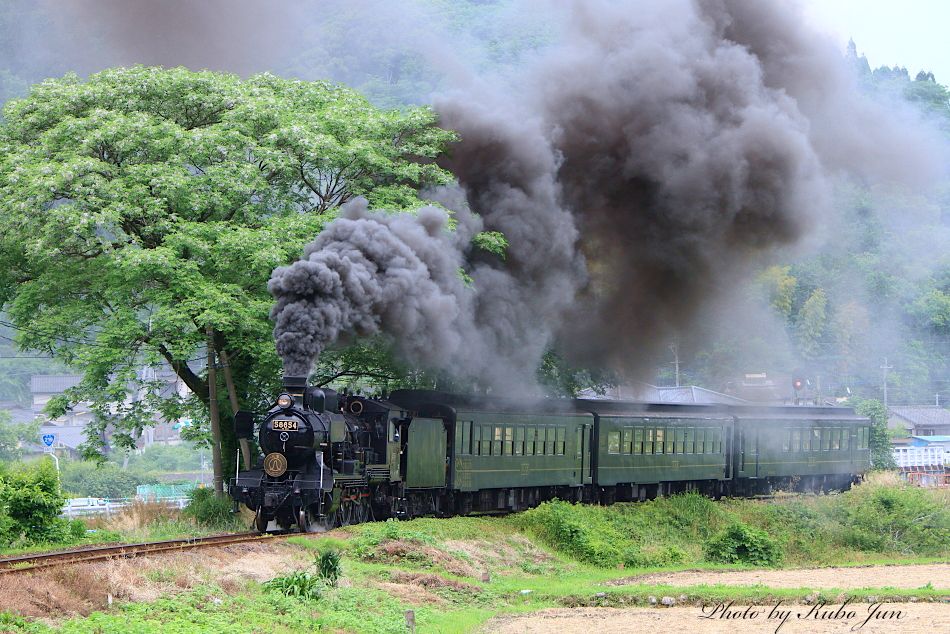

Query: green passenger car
[450,409,593,492]
[595,412,732,487]
[731,407,871,491]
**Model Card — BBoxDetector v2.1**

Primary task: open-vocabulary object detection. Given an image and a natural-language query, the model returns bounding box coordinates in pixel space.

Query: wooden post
[220,348,251,471]
[207,328,224,495]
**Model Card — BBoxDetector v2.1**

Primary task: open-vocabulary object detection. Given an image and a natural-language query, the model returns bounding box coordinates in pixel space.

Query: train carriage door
[723,420,733,480]
[404,418,447,488]
[738,425,746,475]
[737,422,760,479]
[753,427,760,478]
[580,423,593,485]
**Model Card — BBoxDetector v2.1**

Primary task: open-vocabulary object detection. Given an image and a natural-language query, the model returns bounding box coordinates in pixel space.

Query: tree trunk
[207,329,224,496]
[219,348,251,470]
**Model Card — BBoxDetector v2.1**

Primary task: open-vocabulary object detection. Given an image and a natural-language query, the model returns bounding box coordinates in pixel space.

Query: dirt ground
[0,542,301,620]
[483,604,950,634]
[487,564,950,633]
[612,563,950,590]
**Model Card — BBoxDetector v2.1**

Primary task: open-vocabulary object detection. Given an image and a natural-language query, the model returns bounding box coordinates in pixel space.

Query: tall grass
[516,475,949,569]
[182,487,244,531]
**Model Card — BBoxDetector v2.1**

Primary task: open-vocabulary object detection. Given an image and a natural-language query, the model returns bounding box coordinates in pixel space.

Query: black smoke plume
[269,200,477,378]
[270,1,939,387]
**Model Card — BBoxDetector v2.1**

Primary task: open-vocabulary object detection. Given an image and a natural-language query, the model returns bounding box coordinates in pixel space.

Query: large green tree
[0,66,455,492]
[854,398,898,470]
[0,410,39,462]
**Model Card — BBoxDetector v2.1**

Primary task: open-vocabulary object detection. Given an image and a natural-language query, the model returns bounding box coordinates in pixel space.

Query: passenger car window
[607,431,621,454]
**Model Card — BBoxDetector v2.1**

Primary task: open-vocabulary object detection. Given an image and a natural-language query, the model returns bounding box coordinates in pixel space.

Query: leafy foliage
[265,552,338,600]
[0,66,456,485]
[182,486,241,530]
[59,460,157,499]
[317,549,342,587]
[835,474,949,554]
[516,479,948,569]
[264,568,324,601]
[0,410,38,462]
[515,500,628,567]
[537,350,616,398]
[854,398,898,469]
[756,265,797,318]
[0,458,73,547]
[470,230,508,259]
[703,522,783,567]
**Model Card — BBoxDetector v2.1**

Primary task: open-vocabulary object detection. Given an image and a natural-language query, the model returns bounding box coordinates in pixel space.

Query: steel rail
[0,532,289,575]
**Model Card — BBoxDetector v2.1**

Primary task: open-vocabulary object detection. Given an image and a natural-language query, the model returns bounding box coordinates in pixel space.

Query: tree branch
[157,343,208,400]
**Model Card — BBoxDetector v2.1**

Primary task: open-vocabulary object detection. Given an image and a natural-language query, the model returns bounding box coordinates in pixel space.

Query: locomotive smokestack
[282,374,309,396]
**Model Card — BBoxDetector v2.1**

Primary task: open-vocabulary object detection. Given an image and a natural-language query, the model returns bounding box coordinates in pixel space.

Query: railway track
[0,532,287,575]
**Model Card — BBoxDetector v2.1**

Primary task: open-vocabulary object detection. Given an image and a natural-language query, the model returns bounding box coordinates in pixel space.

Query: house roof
[0,405,37,424]
[30,374,82,394]
[910,435,950,443]
[889,406,950,428]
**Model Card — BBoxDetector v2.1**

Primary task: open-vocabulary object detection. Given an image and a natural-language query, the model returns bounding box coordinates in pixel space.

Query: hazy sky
[804,0,949,82]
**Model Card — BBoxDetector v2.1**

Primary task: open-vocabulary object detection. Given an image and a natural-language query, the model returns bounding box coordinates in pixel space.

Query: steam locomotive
[229,375,871,532]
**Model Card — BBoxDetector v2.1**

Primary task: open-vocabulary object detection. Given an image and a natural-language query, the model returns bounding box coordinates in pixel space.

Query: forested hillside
[678,47,950,403]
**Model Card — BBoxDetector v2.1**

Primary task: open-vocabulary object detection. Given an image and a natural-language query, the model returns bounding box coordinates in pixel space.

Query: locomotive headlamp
[276,393,293,409]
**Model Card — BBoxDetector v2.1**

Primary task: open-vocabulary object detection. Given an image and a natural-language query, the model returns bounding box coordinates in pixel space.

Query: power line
[0,320,207,364]
[0,319,123,350]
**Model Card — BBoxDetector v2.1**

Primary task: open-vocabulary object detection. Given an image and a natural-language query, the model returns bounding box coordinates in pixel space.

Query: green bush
[704,522,783,566]
[60,460,157,498]
[517,500,627,567]
[183,487,240,530]
[834,478,949,554]
[854,399,898,470]
[624,544,689,568]
[264,568,324,601]
[318,550,342,587]
[117,443,205,473]
[69,518,87,540]
[0,459,66,543]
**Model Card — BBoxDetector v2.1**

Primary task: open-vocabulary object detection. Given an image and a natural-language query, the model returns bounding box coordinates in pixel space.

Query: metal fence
[62,496,190,518]
[892,446,947,469]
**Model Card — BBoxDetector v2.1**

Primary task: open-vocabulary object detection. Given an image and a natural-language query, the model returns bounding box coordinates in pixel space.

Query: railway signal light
[793,378,804,392]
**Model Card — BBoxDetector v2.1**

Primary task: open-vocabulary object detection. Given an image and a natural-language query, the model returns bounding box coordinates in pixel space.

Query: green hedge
[0,459,81,548]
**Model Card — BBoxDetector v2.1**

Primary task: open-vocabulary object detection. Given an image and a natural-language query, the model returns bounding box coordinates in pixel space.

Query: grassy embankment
[0,489,247,557]
[2,473,948,633]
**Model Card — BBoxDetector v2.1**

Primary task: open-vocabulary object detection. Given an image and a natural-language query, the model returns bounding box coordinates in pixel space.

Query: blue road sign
[42,433,55,447]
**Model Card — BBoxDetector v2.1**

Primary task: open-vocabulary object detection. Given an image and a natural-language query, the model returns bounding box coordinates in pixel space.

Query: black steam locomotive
[230,375,871,532]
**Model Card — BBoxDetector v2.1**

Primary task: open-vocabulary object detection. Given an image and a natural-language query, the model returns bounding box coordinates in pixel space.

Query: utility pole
[670,342,680,388]
[207,328,224,496]
[880,357,893,409]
